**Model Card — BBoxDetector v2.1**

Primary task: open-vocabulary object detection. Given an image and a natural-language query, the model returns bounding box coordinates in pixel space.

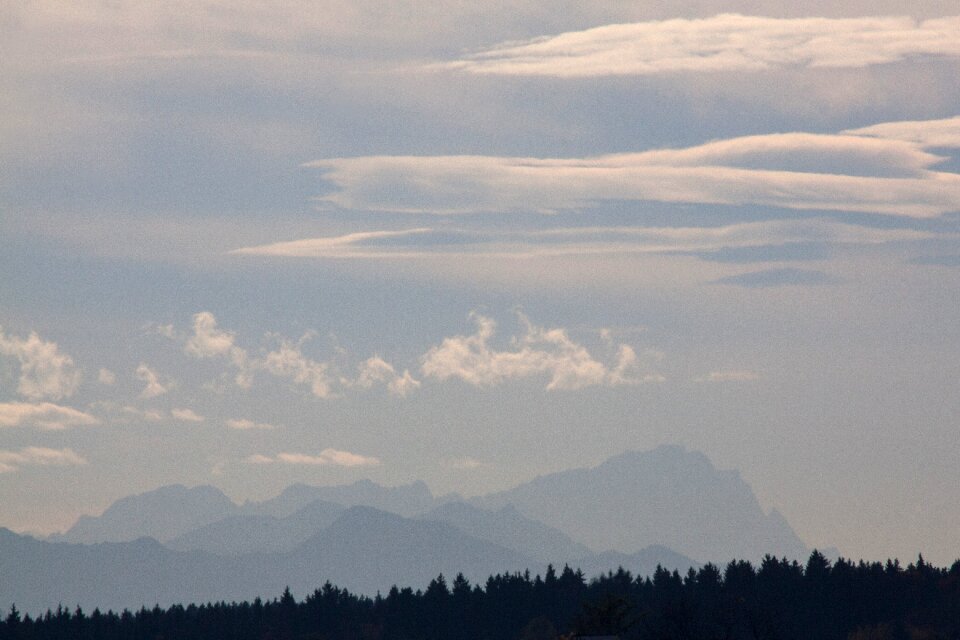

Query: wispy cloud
[0,402,99,430]
[0,327,81,401]
[231,229,434,258]
[0,447,88,473]
[171,408,205,423]
[420,313,661,391]
[695,370,760,382]
[713,268,837,288]
[302,120,960,218]
[246,449,381,467]
[184,312,252,387]
[232,220,936,260]
[226,418,276,430]
[353,357,421,397]
[135,363,171,399]
[97,368,117,385]
[844,116,960,148]
[173,312,417,400]
[448,15,960,77]
[444,456,485,470]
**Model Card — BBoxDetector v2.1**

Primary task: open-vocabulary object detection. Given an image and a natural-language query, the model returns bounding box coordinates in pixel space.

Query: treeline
[2,552,959,640]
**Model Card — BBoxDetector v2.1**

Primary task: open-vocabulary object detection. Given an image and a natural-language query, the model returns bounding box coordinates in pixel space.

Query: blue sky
[1,1,959,564]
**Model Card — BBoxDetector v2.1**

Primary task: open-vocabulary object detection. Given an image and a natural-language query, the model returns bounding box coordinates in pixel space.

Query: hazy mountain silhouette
[474,445,808,562]
[279,506,535,595]
[239,479,439,518]
[55,479,443,546]
[166,499,347,555]
[0,505,538,614]
[55,484,236,544]
[418,501,591,564]
[0,527,277,615]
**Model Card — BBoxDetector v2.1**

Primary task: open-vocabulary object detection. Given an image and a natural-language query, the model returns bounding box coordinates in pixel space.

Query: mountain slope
[244,479,438,518]
[1,508,540,614]
[279,506,538,595]
[55,484,238,544]
[418,501,591,564]
[474,445,808,562]
[166,499,347,555]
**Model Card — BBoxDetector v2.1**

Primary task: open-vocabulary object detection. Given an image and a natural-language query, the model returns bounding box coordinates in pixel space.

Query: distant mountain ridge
[55,479,443,544]
[52,484,236,544]
[50,445,808,563]
[1,505,698,614]
[4,445,809,613]
[474,445,808,562]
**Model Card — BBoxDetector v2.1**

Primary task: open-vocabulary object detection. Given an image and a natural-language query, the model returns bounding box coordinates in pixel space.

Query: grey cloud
[712,268,838,287]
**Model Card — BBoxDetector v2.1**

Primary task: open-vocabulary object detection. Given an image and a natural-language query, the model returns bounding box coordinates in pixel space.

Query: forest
[2,551,959,640]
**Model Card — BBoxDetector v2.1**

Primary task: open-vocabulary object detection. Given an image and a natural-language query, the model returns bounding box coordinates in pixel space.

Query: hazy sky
[2,2,959,565]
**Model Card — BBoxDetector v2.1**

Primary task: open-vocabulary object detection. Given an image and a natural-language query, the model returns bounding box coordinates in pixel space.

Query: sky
[1,1,959,565]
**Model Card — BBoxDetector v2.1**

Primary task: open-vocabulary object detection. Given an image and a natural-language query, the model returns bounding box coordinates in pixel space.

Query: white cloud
[448,15,960,77]
[0,446,87,473]
[354,356,421,397]
[0,402,99,430]
[122,405,164,422]
[231,229,434,258]
[0,327,82,401]
[97,368,116,385]
[233,219,937,260]
[696,369,761,382]
[262,338,335,398]
[171,408,205,422]
[445,456,484,470]
[388,370,422,397]
[184,312,251,387]
[250,449,381,467]
[226,418,276,430]
[135,363,170,399]
[303,120,960,218]
[420,313,660,390]
[844,116,960,148]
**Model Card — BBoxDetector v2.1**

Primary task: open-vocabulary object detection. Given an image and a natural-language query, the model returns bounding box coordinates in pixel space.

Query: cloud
[249,449,381,467]
[445,456,484,470]
[447,15,960,77]
[171,312,424,400]
[0,327,82,401]
[121,405,164,422]
[97,368,116,385]
[171,408,205,422]
[261,338,336,398]
[844,116,960,149]
[696,370,760,382]
[420,313,660,390]
[0,447,88,473]
[354,356,421,397]
[713,268,837,287]
[303,120,960,218]
[0,402,99,430]
[231,229,435,258]
[184,312,251,387]
[135,363,171,398]
[233,220,938,260]
[226,418,276,430]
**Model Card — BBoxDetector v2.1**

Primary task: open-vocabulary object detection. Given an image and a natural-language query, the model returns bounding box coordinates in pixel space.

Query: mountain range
[3,445,817,614]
